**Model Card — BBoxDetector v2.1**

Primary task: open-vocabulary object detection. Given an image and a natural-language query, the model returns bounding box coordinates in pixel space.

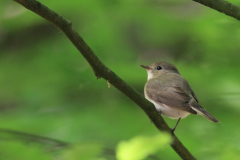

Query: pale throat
[147,71,154,80]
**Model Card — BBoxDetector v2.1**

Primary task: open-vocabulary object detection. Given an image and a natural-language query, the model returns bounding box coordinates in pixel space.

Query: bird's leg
[172,118,181,134]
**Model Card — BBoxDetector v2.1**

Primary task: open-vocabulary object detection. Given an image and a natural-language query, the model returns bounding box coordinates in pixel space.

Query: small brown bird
[141,62,220,133]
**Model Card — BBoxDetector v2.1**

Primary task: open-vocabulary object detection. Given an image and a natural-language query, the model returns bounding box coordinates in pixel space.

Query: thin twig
[0,128,68,147]
[192,0,240,20]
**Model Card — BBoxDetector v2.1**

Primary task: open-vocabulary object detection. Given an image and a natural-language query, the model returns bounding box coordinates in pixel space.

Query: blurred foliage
[1,0,240,159]
[0,141,52,160]
[61,143,103,160]
[116,133,171,160]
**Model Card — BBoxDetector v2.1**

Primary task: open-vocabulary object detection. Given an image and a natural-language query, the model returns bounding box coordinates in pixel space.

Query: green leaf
[116,133,172,160]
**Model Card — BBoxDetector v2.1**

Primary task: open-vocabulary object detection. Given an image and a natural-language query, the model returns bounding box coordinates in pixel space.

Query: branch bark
[12,0,199,159]
[193,0,240,20]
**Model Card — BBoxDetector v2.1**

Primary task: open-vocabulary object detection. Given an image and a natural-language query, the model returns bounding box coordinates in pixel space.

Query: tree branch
[193,0,240,20]
[13,0,196,159]
[0,128,68,149]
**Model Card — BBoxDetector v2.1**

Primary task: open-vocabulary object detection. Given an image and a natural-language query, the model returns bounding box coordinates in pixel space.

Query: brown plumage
[141,62,220,132]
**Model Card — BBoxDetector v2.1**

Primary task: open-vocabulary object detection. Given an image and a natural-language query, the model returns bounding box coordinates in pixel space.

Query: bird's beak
[141,65,151,70]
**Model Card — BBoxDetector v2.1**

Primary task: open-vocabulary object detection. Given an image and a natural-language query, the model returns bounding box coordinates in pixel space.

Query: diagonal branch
[0,128,68,148]
[193,0,240,20]
[13,0,196,159]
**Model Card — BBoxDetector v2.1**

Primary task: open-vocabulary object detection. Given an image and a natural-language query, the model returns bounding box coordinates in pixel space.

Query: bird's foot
[171,128,176,135]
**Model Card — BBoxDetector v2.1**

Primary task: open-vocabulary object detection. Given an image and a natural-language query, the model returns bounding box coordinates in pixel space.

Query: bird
[141,61,220,133]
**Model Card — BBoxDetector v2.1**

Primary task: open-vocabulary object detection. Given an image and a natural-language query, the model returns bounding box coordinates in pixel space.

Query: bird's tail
[191,106,220,123]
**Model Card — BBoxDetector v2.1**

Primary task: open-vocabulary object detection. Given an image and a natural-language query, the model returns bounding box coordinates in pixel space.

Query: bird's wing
[191,90,199,103]
[146,83,197,114]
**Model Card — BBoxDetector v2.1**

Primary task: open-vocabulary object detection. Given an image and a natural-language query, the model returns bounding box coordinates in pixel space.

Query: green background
[1,0,240,159]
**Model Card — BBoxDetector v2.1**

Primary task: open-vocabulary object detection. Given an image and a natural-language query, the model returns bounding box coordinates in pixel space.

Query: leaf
[116,133,172,160]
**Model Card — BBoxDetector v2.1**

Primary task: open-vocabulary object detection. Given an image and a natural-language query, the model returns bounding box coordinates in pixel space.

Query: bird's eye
[157,66,162,70]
